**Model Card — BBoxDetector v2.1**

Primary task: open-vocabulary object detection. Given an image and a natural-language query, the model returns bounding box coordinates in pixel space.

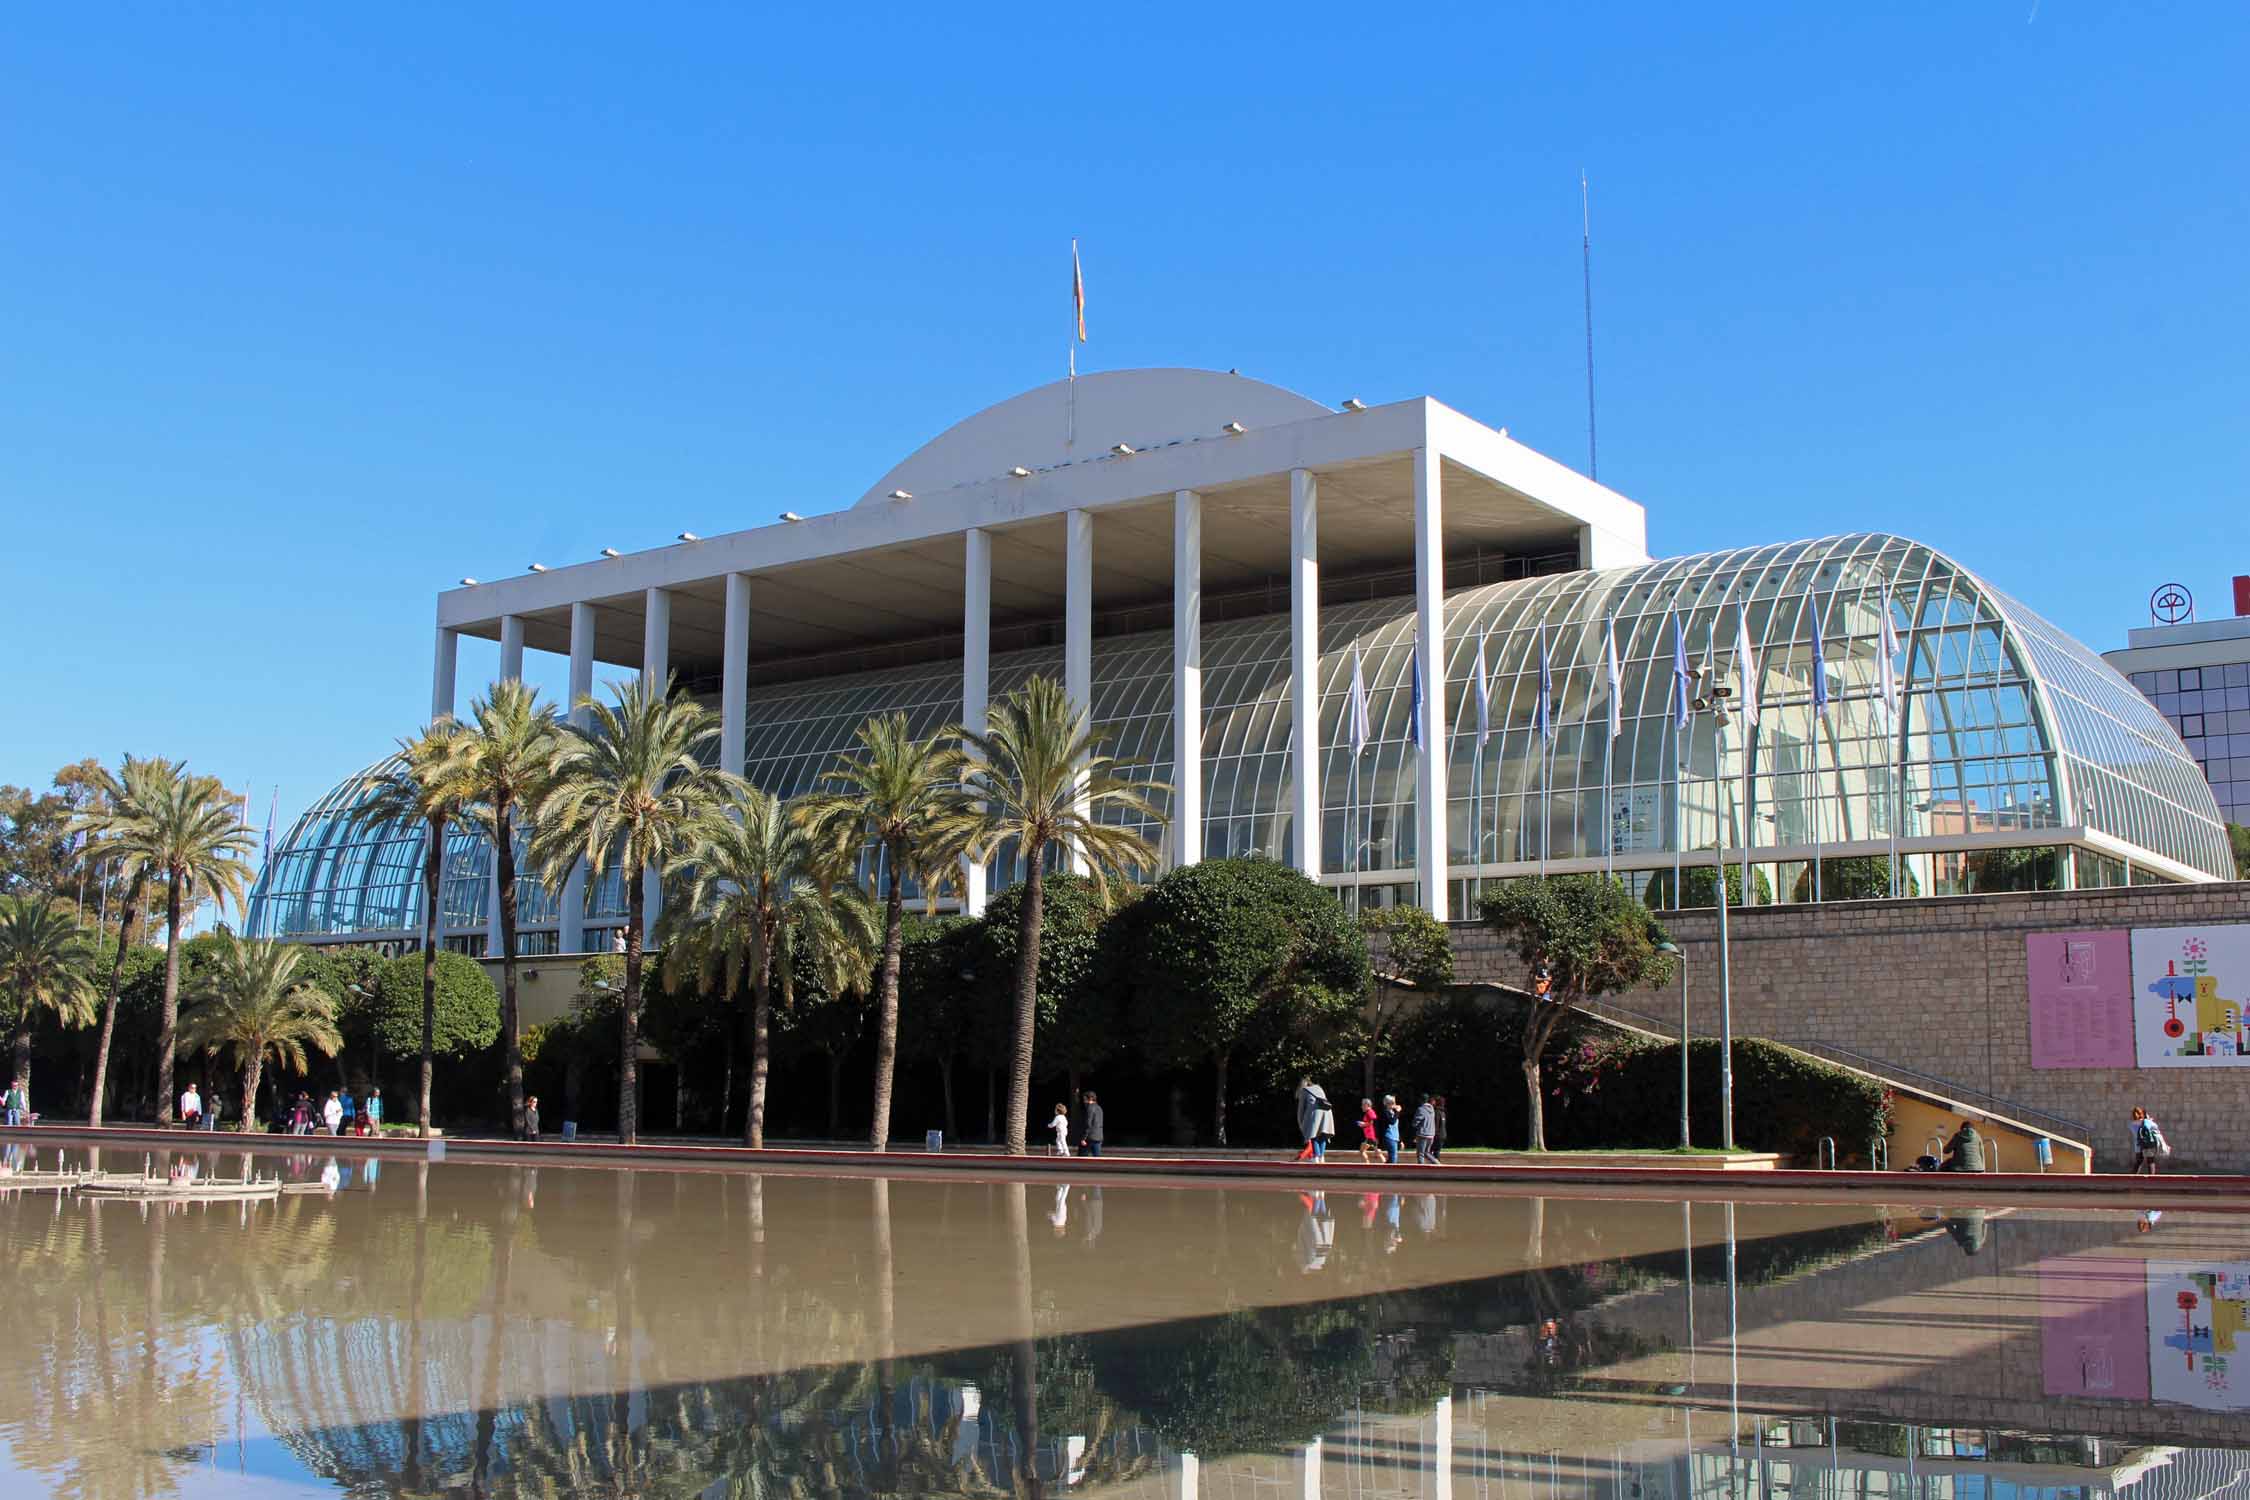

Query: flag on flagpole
[1670,614,1693,732]
[1604,617,1623,740]
[1876,586,1901,721]
[263,788,278,863]
[1735,604,1760,730]
[1472,631,1491,747]
[1407,648,1424,751]
[1805,593,1830,717]
[238,790,250,827]
[1347,648,1371,755]
[1535,628,1555,743]
[1072,239,1086,344]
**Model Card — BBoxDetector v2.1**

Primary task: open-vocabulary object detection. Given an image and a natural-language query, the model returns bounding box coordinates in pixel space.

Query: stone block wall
[1451,881,2250,1172]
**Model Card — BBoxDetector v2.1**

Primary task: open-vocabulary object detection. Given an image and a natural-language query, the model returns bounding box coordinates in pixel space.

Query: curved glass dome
[247,534,2228,946]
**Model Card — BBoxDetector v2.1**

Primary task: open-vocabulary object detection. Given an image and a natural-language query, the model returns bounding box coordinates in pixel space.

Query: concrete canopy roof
[439,369,1648,680]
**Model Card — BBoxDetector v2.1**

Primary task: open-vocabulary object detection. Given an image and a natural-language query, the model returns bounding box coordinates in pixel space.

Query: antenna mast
[1581,170,1597,481]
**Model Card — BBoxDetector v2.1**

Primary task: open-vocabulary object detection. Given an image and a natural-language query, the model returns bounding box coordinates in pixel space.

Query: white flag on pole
[1877,586,1902,722]
[1736,605,1760,730]
[1472,631,1491,747]
[1603,617,1623,740]
[1347,648,1371,755]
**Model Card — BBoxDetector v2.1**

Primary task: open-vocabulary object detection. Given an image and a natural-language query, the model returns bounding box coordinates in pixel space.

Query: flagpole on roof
[1068,239,1085,447]
[1805,592,1830,903]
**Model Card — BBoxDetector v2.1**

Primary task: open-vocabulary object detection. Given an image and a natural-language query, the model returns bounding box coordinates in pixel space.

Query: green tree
[1958,845,2060,895]
[1353,904,1454,1102]
[533,675,737,1144]
[350,724,475,1137]
[1789,854,1921,902]
[774,931,876,1137]
[896,915,987,1141]
[0,894,100,1106]
[455,679,560,1139]
[961,675,1165,1154]
[1126,858,1369,1145]
[1478,875,1675,1150]
[799,713,971,1150]
[369,950,499,1064]
[70,754,177,1124]
[975,872,1114,1102]
[2231,823,2250,879]
[1645,857,1774,908]
[133,769,254,1122]
[660,784,876,1146]
[176,934,341,1131]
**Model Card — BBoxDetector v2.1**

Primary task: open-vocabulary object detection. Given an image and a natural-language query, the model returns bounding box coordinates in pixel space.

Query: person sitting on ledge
[1941,1118,1985,1173]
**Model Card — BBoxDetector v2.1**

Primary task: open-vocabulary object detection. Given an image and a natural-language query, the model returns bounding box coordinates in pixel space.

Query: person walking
[1294,1077,1334,1162]
[1431,1096,1448,1162]
[2130,1106,2168,1175]
[365,1088,383,1136]
[1357,1098,1381,1164]
[1413,1096,1439,1165]
[179,1084,201,1127]
[321,1090,343,1136]
[1078,1091,1104,1157]
[1380,1095,1402,1165]
[1048,1102,1072,1157]
[524,1095,541,1140]
[2,1079,26,1127]
[338,1087,356,1137]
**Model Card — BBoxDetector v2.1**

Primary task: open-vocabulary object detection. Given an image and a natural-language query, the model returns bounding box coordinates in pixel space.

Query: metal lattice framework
[247,534,2227,945]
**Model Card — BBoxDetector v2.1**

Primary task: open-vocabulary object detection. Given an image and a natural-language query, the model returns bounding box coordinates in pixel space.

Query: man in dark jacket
[1942,1119,1985,1172]
[1078,1091,1104,1157]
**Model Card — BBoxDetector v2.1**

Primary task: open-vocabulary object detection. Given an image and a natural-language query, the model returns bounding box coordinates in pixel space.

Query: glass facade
[2121,658,2250,829]
[246,534,2230,945]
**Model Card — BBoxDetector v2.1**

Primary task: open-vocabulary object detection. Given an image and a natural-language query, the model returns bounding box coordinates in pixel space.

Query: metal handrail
[1817,1136,1838,1170]
[1869,1135,1889,1170]
[1564,992,2095,1145]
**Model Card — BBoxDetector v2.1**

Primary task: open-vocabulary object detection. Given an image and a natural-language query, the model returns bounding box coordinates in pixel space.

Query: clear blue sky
[4,3,2244,837]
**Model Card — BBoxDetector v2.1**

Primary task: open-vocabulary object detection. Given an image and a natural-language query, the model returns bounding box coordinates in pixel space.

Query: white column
[1172,490,1203,869]
[721,573,750,778]
[560,602,595,953]
[1176,1452,1200,1500]
[962,528,992,915]
[1294,1439,1322,1500]
[1289,468,1321,880]
[431,626,459,722]
[1064,508,1094,875]
[1432,1394,1454,1500]
[498,614,525,683]
[641,587,671,940]
[1413,447,1450,920]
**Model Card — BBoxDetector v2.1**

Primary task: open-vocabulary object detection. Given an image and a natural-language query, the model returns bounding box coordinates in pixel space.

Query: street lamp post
[1691,668,1739,1152]
[1656,939,1689,1149]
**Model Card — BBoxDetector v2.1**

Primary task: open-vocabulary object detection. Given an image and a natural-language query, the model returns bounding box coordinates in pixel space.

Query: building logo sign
[2150,582,2195,626]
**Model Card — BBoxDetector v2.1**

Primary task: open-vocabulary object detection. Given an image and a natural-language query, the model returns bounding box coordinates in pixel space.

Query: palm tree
[532,675,735,1145]
[0,894,101,1107]
[70,753,177,1124]
[799,714,973,1149]
[456,679,560,1140]
[960,675,1165,1154]
[177,933,341,1132]
[350,723,475,1138]
[659,786,876,1146]
[137,770,255,1123]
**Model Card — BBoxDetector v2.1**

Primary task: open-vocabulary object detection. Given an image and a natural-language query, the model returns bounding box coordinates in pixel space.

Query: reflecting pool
[2,1141,2246,1497]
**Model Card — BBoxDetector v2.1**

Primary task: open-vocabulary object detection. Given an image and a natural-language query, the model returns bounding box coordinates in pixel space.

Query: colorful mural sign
[2131,925,2250,1067]
[2026,930,2136,1069]
[2148,1260,2250,1411]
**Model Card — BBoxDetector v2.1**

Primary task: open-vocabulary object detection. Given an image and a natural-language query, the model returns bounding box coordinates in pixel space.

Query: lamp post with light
[1690,664,1738,1152]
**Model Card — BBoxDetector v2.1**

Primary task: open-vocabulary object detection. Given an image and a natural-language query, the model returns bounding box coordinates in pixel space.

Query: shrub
[369,950,500,1061]
[1545,1034,1891,1163]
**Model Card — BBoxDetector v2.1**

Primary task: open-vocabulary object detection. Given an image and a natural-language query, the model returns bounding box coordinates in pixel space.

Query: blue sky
[3,3,2245,836]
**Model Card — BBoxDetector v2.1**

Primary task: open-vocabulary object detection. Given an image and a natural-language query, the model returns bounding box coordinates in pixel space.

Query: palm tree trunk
[868,854,907,1149]
[620,870,644,1146]
[1213,1050,1229,1147]
[745,936,771,1148]
[1003,847,1046,1156]
[11,1020,31,1101]
[419,816,444,1140]
[498,795,527,1140]
[88,883,143,1125]
[240,1056,264,1133]
[156,875,184,1124]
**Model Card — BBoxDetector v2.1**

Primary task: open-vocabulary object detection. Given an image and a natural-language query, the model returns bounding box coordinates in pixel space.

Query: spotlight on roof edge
[779,511,803,522]
[460,577,478,586]
[1110,443,1136,456]
[1008,466,1032,478]
[528,563,548,573]
[888,489,913,501]
[1341,397,1366,411]
[1221,421,1244,435]
[600,547,620,558]
[677,531,701,542]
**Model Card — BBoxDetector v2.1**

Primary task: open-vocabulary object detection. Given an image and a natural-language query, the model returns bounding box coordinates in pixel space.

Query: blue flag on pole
[1670,614,1692,732]
[1407,648,1424,751]
[1805,593,1830,717]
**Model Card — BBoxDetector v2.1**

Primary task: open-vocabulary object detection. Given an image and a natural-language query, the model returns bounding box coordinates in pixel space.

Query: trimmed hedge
[1546,1034,1891,1164]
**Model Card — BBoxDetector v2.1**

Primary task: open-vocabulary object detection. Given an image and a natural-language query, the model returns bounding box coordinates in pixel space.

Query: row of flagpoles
[64,784,278,937]
[1334,588,1909,906]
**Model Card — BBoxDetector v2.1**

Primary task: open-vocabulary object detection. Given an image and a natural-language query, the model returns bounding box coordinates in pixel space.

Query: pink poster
[2027,930,2136,1068]
[2040,1255,2150,1400]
